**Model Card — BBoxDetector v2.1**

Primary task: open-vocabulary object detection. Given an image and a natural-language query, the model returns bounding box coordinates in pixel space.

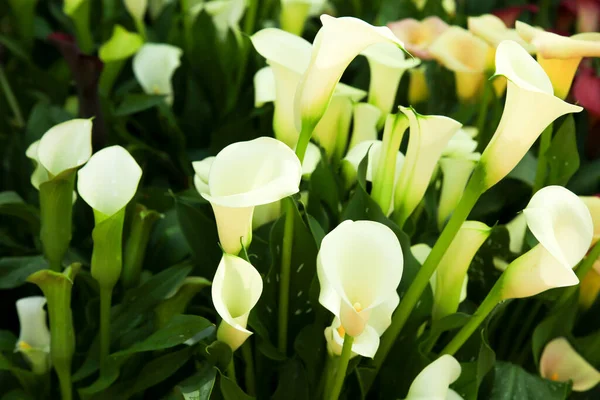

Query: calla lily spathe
[99,25,143,63]
[317,220,403,337]
[294,15,405,141]
[212,254,263,351]
[344,140,405,189]
[362,42,420,123]
[78,146,143,218]
[438,153,481,229]
[387,17,449,60]
[516,21,600,99]
[199,137,302,255]
[348,103,382,149]
[405,355,463,400]
[408,65,429,105]
[478,40,582,190]
[279,0,326,36]
[393,107,462,227]
[124,0,147,22]
[324,317,380,358]
[580,196,600,246]
[428,27,491,101]
[506,212,527,254]
[254,66,276,108]
[540,337,600,392]
[442,128,478,158]
[468,14,533,50]
[133,43,182,105]
[501,186,593,299]
[312,95,354,159]
[196,0,246,41]
[15,296,51,374]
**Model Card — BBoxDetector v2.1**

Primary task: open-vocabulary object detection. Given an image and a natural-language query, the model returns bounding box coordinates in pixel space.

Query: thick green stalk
[440,277,503,356]
[370,168,484,381]
[227,360,237,381]
[122,205,161,289]
[327,335,355,400]
[243,0,259,34]
[278,198,295,354]
[295,124,315,164]
[555,240,600,308]
[99,285,112,376]
[241,341,256,395]
[0,65,25,127]
[99,61,124,97]
[71,1,94,54]
[532,124,553,193]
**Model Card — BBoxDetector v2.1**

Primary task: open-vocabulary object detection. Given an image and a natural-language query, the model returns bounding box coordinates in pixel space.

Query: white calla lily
[133,43,182,105]
[580,196,600,246]
[344,140,404,188]
[280,0,327,36]
[15,296,51,374]
[501,186,593,299]
[325,317,380,358]
[393,107,462,227]
[198,0,247,41]
[124,0,147,22]
[349,103,382,150]
[317,220,403,337]
[192,156,214,196]
[540,337,600,392]
[254,66,276,108]
[312,95,354,159]
[199,137,302,254]
[506,212,527,254]
[26,141,50,190]
[405,355,463,400]
[77,146,143,217]
[294,15,405,145]
[301,142,322,178]
[428,27,491,102]
[362,42,420,124]
[438,154,480,229]
[479,40,582,190]
[442,128,478,158]
[468,14,533,50]
[431,221,491,320]
[212,254,263,351]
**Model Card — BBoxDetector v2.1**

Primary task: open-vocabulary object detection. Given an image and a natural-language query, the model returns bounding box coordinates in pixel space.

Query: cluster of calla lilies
[12,4,600,399]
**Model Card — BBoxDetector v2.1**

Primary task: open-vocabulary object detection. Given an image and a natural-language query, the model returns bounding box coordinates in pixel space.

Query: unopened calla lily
[15,296,51,374]
[212,254,263,351]
[540,337,600,392]
[405,355,463,400]
[133,43,182,105]
[199,137,302,255]
[317,220,403,337]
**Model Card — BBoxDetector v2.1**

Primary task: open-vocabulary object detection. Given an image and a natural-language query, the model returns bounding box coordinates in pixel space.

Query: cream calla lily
[124,0,148,22]
[362,42,420,123]
[26,141,50,190]
[387,17,448,60]
[580,196,600,246]
[506,212,527,254]
[199,137,302,255]
[344,140,404,186]
[15,296,51,374]
[212,254,263,351]
[294,15,405,138]
[540,337,600,392]
[77,146,143,217]
[428,27,491,101]
[279,0,326,36]
[301,142,322,178]
[501,186,593,299]
[468,14,533,51]
[438,153,480,229]
[405,355,463,400]
[197,0,246,41]
[479,40,582,190]
[192,156,214,196]
[312,94,354,159]
[442,128,478,158]
[317,220,403,337]
[254,66,276,108]
[349,103,381,150]
[516,21,600,99]
[393,107,462,227]
[132,43,182,105]
[324,317,380,358]
[431,221,491,320]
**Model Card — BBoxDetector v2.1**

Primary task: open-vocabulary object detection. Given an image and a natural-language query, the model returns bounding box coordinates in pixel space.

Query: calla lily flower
[25,141,49,190]
[442,128,478,158]
[506,212,528,254]
[317,220,403,337]
[540,337,600,391]
[501,186,593,299]
[431,221,491,320]
[516,21,600,99]
[254,66,276,108]
[405,355,463,400]
[294,15,405,140]
[280,0,327,36]
[428,27,491,102]
[195,0,246,41]
[312,95,354,159]
[468,14,533,51]
[479,40,582,190]
[212,254,263,351]
[132,43,183,105]
[348,103,382,149]
[387,17,449,60]
[580,196,600,246]
[579,259,600,310]
[393,107,462,227]
[362,42,420,123]
[124,0,147,21]
[199,137,302,255]
[99,25,143,62]
[408,65,429,105]
[344,140,404,184]
[324,317,380,358]
[15,296,51,374]
[78,146,143,218]
[438,153,481,230]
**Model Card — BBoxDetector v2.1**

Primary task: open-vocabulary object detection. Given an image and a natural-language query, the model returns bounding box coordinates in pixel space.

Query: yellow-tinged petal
[540,337,600,392]
[405,355,463,400]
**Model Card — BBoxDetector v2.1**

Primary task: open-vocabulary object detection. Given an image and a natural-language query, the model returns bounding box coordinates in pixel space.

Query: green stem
[243,0,258,34]
[317,356,336,399]
[226,360,237,381]
[134,18,148,41]
[57,369,73,400]
[533,124,553,193]
[71,1,94,54]
[241,341,255,395]
[0,65,25,128]
[278,198,295,354]
[370,169,484,385]
[295,124,315,164]
[99,286,113,376]
[328,335,355,400]
[440,277,503,356]
[555,240,600,308]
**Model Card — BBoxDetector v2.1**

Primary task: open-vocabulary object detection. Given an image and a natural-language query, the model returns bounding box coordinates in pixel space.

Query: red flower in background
[573,66,600,158]
[493,4,539,27]
[560,0,600,33]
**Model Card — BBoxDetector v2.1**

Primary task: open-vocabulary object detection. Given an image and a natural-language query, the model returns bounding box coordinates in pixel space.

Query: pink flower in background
[387,16,448,60]
[492,4,539,27]
[573,66,600,158]
[560,0,600,33]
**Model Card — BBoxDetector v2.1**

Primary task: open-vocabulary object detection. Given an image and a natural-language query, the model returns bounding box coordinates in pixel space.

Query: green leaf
[294,324,327,388]
[508,151,537,187]
[545,116,580,186]
[272,359,309,400]
[0,331,17,351]
[203,341,233,373]
[488,362,570,400]
[176,364,217,400]
[114,94,167,117]
[574,330,600,366]
[220,374,254,400]
[0,191,40,233]
[0,256,47,289]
